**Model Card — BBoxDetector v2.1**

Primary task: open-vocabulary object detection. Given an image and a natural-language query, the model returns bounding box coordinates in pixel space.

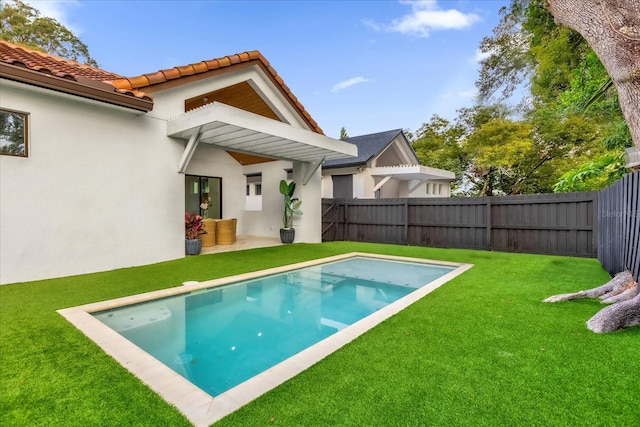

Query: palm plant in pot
[279,179,302,243]
[185,212,205,255]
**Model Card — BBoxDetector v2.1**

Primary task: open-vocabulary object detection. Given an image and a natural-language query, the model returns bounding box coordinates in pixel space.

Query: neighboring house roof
[0,41,152,112]
[0,42,322,133]
[323,129,411,168]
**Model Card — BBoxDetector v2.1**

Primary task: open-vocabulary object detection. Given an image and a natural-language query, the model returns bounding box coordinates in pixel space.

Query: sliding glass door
[185,175,222,219]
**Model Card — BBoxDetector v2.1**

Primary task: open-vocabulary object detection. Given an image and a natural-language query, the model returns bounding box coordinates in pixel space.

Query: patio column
[292,161,322,243]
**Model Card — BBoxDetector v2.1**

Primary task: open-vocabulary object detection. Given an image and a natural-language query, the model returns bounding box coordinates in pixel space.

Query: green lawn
[1,243,638,426]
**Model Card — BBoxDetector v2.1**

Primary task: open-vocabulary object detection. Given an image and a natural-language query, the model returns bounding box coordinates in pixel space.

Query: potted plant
[185,212,205,255]
[279,179,302,243]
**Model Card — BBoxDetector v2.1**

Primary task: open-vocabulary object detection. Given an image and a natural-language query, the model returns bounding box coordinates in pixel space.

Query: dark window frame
[0,108,29,158]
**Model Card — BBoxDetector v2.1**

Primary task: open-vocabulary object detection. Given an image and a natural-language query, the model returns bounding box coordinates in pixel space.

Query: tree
[543,0,640,332]
[545,0,640,150]
[0,0,97,66]
[411,115,468,192]
[475,1,632,192]
[339,127,349,140]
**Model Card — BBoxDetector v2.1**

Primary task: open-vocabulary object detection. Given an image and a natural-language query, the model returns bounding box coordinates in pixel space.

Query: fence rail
[322,192,599,258]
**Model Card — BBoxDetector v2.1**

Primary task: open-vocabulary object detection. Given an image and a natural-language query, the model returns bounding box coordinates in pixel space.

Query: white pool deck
[58,252,473,426]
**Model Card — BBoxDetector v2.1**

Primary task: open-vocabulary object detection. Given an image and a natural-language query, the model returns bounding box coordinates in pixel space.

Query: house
[0,41,356,284]
[321,129,454,199]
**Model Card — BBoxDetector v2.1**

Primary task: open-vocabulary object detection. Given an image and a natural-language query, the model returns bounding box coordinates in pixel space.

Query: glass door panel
[185,175,222,219]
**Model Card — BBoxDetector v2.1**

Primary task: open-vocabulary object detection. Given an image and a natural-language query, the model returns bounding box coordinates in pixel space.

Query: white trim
[370,164,455,181]
[177,125,202,173]
[372,175,392,192]
[167,102,357,163]
[302,156,325,185]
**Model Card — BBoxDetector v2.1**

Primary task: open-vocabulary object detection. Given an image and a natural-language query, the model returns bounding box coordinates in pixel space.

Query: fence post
[486,198,492,251]
[344,201,349,241]
[404,200,409,245]
[591,192,598,258]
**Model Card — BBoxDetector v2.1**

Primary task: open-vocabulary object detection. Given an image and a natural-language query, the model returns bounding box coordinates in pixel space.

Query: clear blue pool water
[93,256,454,397]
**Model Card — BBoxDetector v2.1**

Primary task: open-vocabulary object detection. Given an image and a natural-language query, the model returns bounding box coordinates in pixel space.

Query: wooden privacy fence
[598,171,639,280]
[322,192,599,258]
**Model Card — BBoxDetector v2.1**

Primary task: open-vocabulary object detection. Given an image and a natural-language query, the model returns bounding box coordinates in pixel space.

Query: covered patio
[169,101,358,245]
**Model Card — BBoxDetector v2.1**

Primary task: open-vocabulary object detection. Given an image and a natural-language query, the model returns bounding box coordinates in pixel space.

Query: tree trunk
[587,293,640,333]
[543,270,639,333]
[543,270,636,302]
[545,0,640,149]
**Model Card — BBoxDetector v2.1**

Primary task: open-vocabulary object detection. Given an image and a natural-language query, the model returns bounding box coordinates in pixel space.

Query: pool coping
[58,252,473,426]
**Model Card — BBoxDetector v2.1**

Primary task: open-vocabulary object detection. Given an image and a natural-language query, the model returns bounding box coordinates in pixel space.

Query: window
[245,173,262,211]
[185,175,222,219]
[0,109,28,157]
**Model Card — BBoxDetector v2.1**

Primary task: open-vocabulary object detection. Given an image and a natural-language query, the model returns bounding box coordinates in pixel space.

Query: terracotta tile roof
[0,41,152,109]
[0,42,322,134]
[109,50,324,135]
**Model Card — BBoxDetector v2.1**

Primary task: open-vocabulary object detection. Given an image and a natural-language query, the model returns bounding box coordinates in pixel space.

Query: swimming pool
[59,253,472,426]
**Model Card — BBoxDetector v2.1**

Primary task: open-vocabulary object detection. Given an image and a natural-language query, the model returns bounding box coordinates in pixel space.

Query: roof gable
[323,129,409,168]
[109,50,323,135]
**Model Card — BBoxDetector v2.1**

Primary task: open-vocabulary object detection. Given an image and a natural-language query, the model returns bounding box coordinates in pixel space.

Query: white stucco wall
[0,82,185,284]
[1,65,330,284]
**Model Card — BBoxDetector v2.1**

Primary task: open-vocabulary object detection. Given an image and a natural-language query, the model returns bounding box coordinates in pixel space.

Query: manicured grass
[1,243,638,426]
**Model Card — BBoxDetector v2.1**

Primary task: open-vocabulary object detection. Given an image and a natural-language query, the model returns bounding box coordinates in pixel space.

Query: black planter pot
[185,238,202,255]
[280,228,295,244]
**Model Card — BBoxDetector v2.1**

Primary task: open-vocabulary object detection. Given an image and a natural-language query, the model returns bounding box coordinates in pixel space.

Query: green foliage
[0,0,97,66]
[476,3,533,102]
[459,0,631,194]
[411,115,467,192]
[553,153,626,192]
[279,179,302,228]
[3,243,636,426]
[554,121,632,192]
[339,127,348,140]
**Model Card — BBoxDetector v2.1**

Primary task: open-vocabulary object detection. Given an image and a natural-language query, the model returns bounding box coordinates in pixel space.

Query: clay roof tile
[176,64,195,77]
[203,59,219,69]
[192,62,208,74]
[161,68,181,80]
[127,75,150,88]
[0,40,152,111]
[217,56,231,68]
[145,71,167,85]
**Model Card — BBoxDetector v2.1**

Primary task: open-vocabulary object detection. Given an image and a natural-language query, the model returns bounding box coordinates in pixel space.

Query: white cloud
[472,48,492,63]
[373,0,480,37]
[25,1,81,33]
[332,77,373,93]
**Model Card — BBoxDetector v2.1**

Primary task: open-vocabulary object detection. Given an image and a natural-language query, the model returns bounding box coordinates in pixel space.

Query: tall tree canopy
[545,0,640,150]
[0,0,97,66]
[412,0,635,195]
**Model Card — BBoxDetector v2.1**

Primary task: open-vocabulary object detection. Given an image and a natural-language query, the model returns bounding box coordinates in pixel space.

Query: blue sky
[29,0,509,138]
